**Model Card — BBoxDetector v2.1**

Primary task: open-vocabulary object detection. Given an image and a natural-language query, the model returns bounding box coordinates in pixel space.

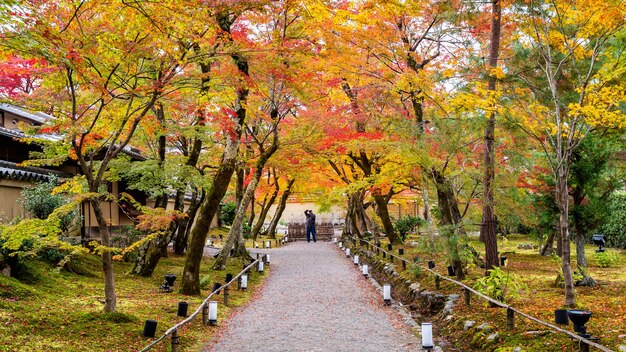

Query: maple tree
[511,0,626,306]
[2,0,195,311]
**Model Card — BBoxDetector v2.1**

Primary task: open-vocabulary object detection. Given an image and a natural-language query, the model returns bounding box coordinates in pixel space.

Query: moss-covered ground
[0,236,271,351]
[370,234,626,351]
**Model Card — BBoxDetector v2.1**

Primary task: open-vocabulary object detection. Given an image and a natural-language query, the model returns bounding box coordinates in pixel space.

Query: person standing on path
[304,210,317,242]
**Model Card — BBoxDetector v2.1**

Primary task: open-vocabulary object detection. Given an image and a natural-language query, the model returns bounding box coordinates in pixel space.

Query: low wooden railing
[140,255,266,351]
[342,234,612,352]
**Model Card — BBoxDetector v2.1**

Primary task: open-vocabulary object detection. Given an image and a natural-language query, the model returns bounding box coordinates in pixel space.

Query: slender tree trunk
[91,199,116,312]
[556,170,576,306]
[540,231,556,256]
[263,178,295,238]
[480,0,502,272]
[214,142,279,269]
[572,192,596,287]
[251,185,279,240]
[174,190,202,255]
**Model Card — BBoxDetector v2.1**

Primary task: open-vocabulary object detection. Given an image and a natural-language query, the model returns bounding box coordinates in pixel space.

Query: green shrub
[474,266,527,304]
[200,275,212,290]
[18,177,78,234]
[594,250,620,267]
[393,216,425,241]
[219,202,237,227]
[600,192,626,248]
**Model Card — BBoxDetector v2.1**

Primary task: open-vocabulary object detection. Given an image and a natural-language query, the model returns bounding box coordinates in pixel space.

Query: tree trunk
[181,138,241,295]
[173,190,203,255]
[263,178,295,239]
[431,169,463,231]
[181,10,250,294]
[251,184,279,240]
[373,194,401,244]
[556,172,576,306]
[572,192,596,287]
[540,231,556,256]
[91,199,117,312]
[430,170,466,279]
[480,0,502,273]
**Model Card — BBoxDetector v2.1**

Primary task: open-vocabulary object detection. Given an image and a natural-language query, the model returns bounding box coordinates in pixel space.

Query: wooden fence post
[171,329,179,352]
[224,286,230,306]
[202,304,208,325]
[507,307,515,329]
[579,340,590,352]
[464,288,471,306]
[435,275,440,290]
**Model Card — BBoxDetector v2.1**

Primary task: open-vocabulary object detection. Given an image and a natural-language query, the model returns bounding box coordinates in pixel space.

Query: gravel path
[205,241,422,352]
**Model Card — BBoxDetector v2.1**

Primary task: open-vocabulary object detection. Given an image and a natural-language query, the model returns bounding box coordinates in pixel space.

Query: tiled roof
[0,103,50,124]
[0,126,26,139]
[0,160,70,182]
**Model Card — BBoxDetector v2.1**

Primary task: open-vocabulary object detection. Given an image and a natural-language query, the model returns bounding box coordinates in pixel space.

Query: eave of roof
[0,160,71,182]
[0,103,50,124]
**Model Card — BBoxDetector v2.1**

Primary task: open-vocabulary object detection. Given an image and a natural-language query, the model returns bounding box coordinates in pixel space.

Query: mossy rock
[471,331,486,347]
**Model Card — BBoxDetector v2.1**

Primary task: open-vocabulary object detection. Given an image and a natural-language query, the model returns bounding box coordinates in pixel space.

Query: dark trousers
[306,226,317,242]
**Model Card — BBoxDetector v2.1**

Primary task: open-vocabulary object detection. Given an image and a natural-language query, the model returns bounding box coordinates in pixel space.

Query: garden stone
[477,323,494,333]
[513,347,523,352]
[486,333,499,343]
[464,320,475,330]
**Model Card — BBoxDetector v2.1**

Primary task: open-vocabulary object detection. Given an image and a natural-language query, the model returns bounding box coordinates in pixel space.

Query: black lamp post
[160,274,177,292]
[567,310,592,338]
[592,234,606,253]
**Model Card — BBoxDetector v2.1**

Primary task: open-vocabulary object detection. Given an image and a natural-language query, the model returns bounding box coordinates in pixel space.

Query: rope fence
[140,255,266,352]
[341,234,612,352]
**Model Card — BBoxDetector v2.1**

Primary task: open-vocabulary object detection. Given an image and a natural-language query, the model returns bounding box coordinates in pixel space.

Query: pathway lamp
[265,240,271,249]
[346,248,350,257]
[500,256,507,267]
[383,284,391,305]
[447,265,455,276]
[258,260,264,273]
[177,301,188,317]
[333,238,337,243]
[240,274,248,290]
[354,255,359,266]
[428,261,435,269]
[208,301,218,326]
[160,274,177,292]
[362,264,369,277]
[212,283,222,294]
[421,322,434,349]
[143,319,157,338]
[568,310,593,337]
[398,248,404,256]
[225,273,233,283]
[387,244,393,251]
[266,254,271,266]
[592,234,605,253]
